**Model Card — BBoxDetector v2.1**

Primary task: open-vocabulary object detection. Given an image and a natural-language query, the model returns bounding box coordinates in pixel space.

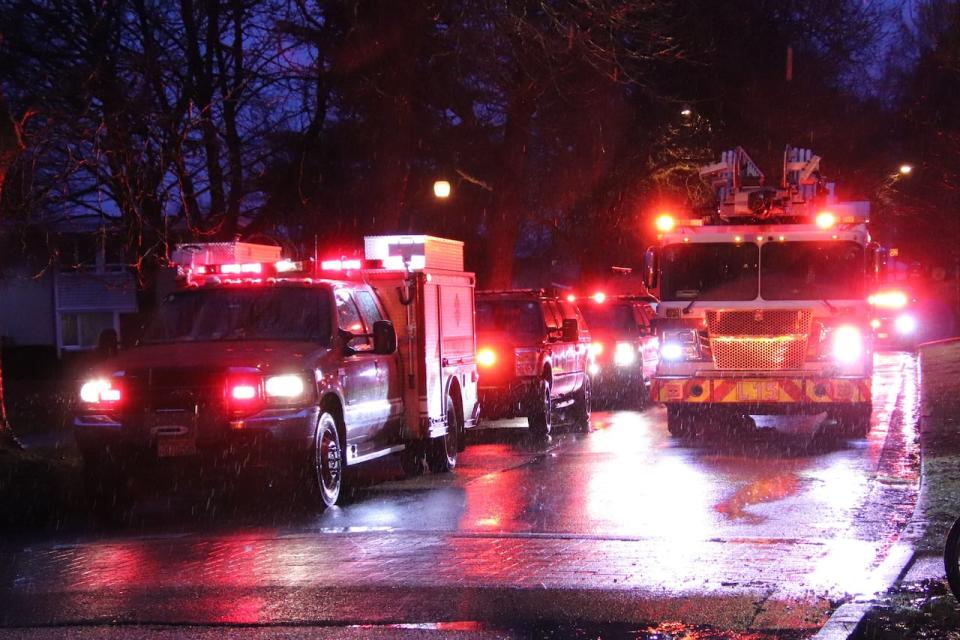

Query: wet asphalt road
[0,352,921,637]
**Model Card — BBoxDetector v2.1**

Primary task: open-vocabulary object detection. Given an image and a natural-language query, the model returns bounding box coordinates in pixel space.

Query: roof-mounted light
[655,214,676,232]
[815,211,836,229]
[868,290,908,309]
[320,259,362,271]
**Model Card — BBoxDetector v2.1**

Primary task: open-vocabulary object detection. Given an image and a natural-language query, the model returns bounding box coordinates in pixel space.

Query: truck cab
[475,290,592,436]
[75,236,479,515]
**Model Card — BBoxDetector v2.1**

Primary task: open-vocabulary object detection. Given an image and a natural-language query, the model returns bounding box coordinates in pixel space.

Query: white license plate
[157,437,197,458]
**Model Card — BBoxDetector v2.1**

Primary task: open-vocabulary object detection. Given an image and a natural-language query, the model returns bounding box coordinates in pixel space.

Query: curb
[813,350,932,640]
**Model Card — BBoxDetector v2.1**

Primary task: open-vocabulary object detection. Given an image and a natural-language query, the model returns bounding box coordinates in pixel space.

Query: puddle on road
[714,472,802,523]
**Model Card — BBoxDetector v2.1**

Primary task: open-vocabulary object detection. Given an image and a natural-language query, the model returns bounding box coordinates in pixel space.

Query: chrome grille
[706,309,812,370]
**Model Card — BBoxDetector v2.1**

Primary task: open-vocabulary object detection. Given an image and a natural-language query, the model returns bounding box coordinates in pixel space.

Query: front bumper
[479,378,539,420]
[74,406,318,467]
[652,376,871,406]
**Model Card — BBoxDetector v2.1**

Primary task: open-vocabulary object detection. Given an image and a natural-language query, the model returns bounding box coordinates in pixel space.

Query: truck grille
[123,368,224,410]
[706,309,812,370]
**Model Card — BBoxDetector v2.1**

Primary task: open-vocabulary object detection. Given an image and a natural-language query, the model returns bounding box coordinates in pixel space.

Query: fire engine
[74,235,479,513]
[645,146,877,437]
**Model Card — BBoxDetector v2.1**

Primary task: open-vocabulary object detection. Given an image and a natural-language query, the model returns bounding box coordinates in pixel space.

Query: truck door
[559,299,588,393]
[334,288,383,443]
[635,304,659,381]
[546,300,574,396]
[354,288,404,442]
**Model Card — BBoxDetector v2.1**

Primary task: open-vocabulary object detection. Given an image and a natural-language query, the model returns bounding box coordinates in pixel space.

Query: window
[355,290,384,327]
[60,312,115,349]
[660,242,759,301]
[475,300,545,338]
[335,289,370,350]
[761,241,864,300]
[543,301,563,330]
[140,288,332,344]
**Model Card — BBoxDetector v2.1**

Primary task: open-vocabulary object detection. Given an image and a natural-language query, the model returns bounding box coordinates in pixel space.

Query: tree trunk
[0,91,23,449]
[484,84,535,289]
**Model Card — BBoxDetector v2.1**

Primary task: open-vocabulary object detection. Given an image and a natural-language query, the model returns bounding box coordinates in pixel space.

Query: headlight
[614,342,637,366]
[590,342,604,356]
[832,325,863,363]
[660,329,699,361]
[79,378,123,405]
[514,349,539,376]
[894,314,917,334]
[264,374,306,399]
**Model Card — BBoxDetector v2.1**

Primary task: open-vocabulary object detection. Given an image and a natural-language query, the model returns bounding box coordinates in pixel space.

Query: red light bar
[320,259,362,271]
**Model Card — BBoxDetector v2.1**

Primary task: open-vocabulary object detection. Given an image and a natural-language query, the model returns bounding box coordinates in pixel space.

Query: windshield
[660,243,759,301]
[761,241,864,300]
[580,303,637,333]
[476,300,545,338]
[141,287,332,344]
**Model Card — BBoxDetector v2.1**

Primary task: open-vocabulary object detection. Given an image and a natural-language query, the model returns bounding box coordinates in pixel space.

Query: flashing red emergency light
[566,294,577,303]
[592,292,607,303]
[477,348,497,368]
[655,214,676,232]
[320,259,362,271]
[815,211,836,229]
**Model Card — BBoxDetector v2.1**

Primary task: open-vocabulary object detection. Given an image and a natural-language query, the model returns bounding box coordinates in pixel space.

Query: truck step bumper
[652,376,871,405]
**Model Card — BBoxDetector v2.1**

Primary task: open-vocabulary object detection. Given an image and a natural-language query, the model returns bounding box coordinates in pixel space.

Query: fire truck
[645,146,877,437]
[74,235,479,513]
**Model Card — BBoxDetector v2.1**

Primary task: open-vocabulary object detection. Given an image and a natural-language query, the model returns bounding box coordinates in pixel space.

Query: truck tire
[311,412,345,509]
[527,379,553,438]
[572,375,592,433]
[666,405,694,437]
[427,392,460,473]
[945,516,960,602]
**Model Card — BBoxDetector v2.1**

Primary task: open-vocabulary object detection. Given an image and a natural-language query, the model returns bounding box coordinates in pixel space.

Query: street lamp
[433,180,451,199]
[899,164,913,176]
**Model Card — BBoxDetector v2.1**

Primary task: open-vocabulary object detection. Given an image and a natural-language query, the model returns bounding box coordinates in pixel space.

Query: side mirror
[372,320,397,355]
[561,318,579,342]
[643,246,659,290]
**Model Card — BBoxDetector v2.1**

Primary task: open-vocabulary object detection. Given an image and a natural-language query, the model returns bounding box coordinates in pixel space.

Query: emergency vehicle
[645,146,877,437]
[74,235,479,512]
[575,292,659,406]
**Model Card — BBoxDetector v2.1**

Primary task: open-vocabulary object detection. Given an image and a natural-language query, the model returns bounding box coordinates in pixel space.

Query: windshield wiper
[683,294,701,314]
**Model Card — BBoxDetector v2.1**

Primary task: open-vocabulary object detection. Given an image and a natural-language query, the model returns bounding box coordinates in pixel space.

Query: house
[0,228,138,357]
